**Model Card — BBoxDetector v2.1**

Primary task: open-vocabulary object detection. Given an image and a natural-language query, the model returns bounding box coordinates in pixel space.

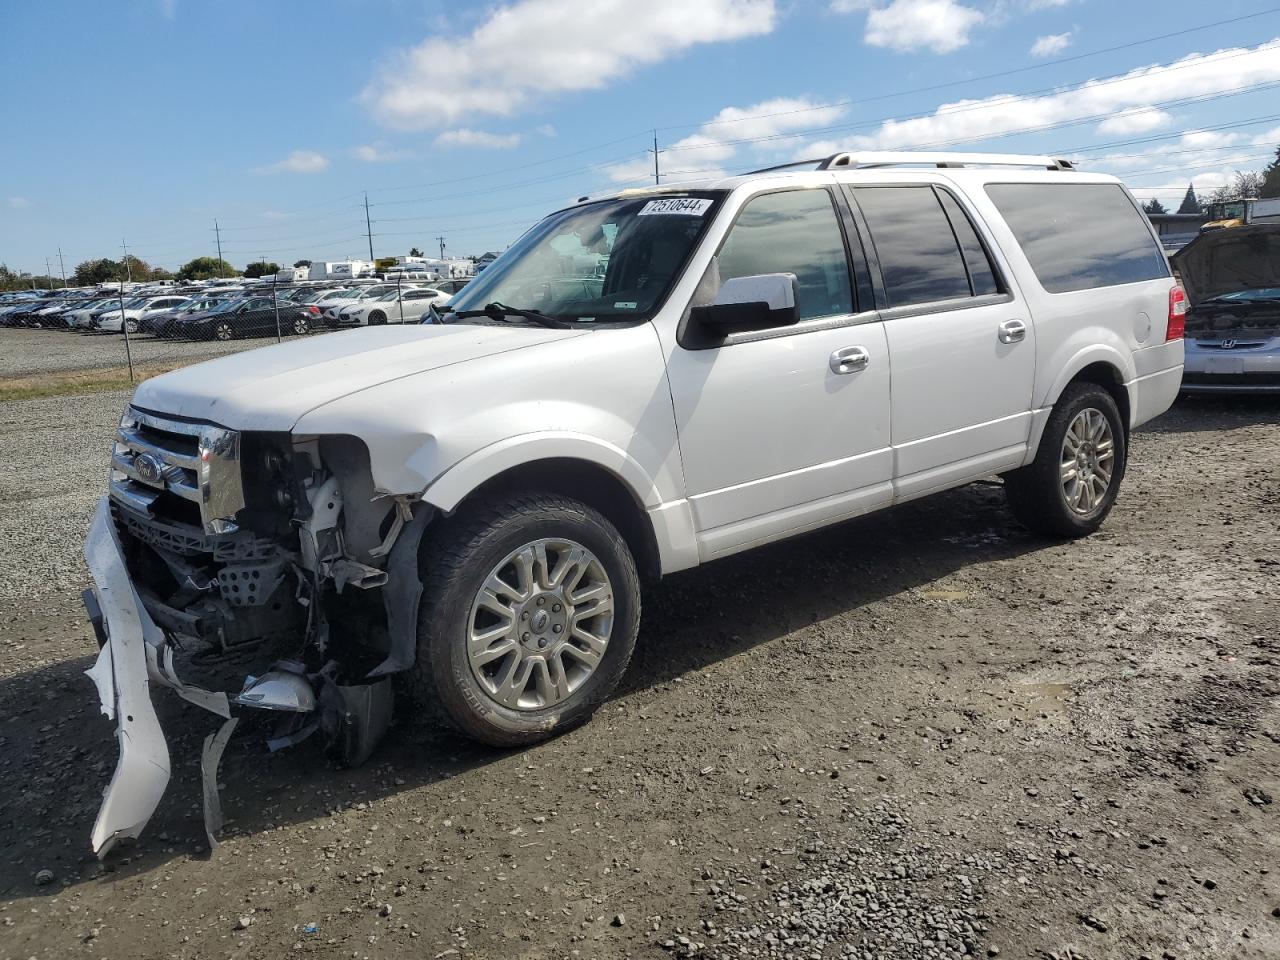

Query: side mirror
[689,273,800,334]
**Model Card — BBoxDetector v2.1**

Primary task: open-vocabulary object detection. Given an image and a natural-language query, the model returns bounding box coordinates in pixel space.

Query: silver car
[1173,224,1280,393]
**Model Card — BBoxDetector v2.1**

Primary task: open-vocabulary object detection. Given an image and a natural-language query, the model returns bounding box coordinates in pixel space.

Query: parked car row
[0,276,472,341]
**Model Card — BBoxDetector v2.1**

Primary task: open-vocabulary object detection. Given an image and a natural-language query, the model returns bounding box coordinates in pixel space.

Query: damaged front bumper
[83,497,397,857]
[83,496,233,857]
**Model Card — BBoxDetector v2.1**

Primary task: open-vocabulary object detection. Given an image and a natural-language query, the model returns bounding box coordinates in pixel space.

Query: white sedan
[338,286,449,326]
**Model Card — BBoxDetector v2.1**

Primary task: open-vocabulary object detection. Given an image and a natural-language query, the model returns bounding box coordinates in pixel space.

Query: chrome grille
[1195,339,1268,350]
[110,405,246,534]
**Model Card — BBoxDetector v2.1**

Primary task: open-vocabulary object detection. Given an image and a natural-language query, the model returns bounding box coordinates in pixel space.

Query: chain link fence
[0,273,458,384]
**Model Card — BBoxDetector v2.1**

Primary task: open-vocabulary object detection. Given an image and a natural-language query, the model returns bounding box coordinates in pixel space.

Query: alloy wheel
[1060,407,1115,515]
[467,538,614,711]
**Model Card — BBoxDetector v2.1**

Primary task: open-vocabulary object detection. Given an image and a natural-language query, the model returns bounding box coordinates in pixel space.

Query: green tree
[293,259,312,268]
[150,266,174,281]
[1261,146,1280,199]
[178,256,239,281]
[1176,184,1202,215]
[408,246,424,257]
[1142,198,1167,215]
[243,261,281,279]
[73,258,125,286]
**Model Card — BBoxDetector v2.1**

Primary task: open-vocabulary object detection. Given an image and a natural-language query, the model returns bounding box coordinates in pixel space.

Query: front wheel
[213,320,234,342]
[292,315,310,336]
[411,492,641,747]
[124,319,138,334]
[1003,382,1127,538]
[367,310,386,326]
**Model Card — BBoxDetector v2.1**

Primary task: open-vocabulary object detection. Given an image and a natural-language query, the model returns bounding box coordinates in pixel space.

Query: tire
[124,319,138,335]
[1003,382,1127,538]
[368,310,386,326]
[292,316,310,336]
[213,320,234,342]
[411,491,641,747]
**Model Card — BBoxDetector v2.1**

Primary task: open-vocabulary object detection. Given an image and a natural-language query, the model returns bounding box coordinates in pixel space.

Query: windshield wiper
[450,301,570,329]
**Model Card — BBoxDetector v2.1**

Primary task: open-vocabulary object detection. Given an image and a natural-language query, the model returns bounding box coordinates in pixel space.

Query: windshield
[1210,201,1246,220]
[1213,287,1280,301]
[446,192,724,324]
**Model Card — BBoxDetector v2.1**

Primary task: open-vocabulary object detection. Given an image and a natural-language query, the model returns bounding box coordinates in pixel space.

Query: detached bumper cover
[83,498,230,857]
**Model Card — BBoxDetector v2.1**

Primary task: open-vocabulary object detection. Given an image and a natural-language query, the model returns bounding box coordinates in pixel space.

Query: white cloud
[434,129,524,149]
[789,40,1280,155]
[363,0,777,130]
[353,142,410,163]
[7,196,30,209]
[256,150,329,174]
[1096,107,1172,136]
[606,97,850,184]
[1030,31,1071,57]
[834,0,984,54]
[536,124,557,138]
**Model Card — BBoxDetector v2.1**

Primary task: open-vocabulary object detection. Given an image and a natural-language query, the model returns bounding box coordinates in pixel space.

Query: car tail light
[1167,284,1186,341]
[308,305,320,315]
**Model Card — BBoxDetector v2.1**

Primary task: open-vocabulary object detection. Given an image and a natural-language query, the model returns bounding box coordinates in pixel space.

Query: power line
[655,7,1280,133]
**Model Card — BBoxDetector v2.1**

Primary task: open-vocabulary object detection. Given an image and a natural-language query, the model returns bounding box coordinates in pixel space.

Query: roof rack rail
[745,151,1074,175]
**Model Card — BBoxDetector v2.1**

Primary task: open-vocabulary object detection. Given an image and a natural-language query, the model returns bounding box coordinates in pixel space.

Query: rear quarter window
[985,182,1169,293]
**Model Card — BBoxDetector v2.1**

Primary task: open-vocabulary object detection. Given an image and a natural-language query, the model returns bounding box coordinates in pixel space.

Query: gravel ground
[0,326,292,378]
[0,389,128,608]
[0,392,1277,960]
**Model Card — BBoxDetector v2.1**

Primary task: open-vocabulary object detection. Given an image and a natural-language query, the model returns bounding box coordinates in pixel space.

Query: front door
[665,186,893,561]
[849,183,1036,498]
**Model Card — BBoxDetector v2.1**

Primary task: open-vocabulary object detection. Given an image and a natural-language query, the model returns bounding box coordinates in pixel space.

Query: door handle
[998,319,1027,344]
[830,346,870,375]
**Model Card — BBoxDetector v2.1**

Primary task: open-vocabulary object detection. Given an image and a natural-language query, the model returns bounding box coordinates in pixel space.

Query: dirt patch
[0,395,1277,960]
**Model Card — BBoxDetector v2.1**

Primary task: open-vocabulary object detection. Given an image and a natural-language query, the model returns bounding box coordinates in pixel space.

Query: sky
[3,0,1280,278]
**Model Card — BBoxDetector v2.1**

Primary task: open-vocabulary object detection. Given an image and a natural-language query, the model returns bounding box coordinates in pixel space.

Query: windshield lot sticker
[613,301,638,309]
[638,198,713,216]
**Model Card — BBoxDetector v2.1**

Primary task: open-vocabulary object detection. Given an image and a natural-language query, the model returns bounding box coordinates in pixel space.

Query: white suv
[83,152,1183,853]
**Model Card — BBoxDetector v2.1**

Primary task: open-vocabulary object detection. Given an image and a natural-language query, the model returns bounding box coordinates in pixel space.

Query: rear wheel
[1004,382,1126,538]
[411,492,640,747]
[213,320,234,342]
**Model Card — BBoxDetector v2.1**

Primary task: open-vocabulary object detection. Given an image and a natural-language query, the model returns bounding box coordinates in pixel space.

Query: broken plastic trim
[83,498,232,857]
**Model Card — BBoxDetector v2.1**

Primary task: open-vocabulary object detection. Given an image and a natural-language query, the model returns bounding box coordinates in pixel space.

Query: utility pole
[45,257,53,287]
[57,246,67,288]
[437,236,446,260]
[121,238,132,282]
[651,129,660,185]
[214,220,225,278]
[364,192,375,262]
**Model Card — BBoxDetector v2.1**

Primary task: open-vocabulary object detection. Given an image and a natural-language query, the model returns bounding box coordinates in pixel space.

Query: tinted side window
[985,183,1169,293]
[855,186,971,307]
[935,189,1000,297]
[717,189,854,321]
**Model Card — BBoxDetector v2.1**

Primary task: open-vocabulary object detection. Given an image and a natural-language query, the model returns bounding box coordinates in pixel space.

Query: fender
[1040,342,1136,412]
[419,430,666,513]
[1025,343,1134,463]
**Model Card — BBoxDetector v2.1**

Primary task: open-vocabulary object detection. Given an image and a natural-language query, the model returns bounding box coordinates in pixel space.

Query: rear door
[847,182,1035,499]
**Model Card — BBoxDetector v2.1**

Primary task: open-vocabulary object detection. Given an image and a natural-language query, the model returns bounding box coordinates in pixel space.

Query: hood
[1171,223,1280,305]
[131,323,587,431]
